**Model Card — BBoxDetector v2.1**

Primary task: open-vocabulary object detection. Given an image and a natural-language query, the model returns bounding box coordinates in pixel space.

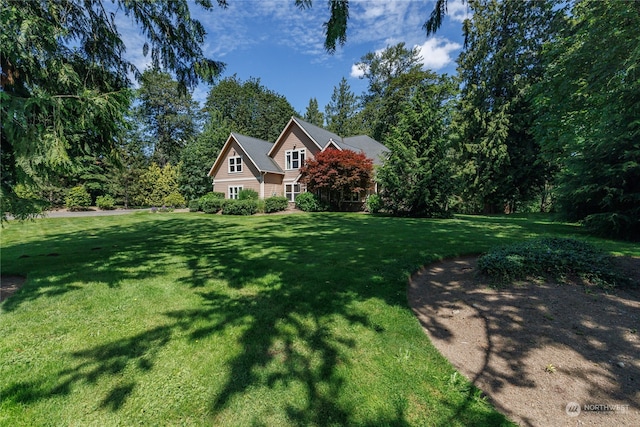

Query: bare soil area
[409,256,640,426]
[0,275,26,303]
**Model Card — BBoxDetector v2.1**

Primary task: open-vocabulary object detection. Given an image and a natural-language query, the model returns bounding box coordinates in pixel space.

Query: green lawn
[1,212,637,426]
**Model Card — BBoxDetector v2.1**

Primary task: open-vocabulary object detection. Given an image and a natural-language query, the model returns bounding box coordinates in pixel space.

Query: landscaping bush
[264,196,289,213]
[295,192,323,212]
[366,194,382,213]
[163,192,186,208]
[65,186,91,211]
[96,195,116,210]
[201,196,225,214]
[238,189,259,200]
[477,237,625,288]
[222,199,258,215]
[188,200,200,212]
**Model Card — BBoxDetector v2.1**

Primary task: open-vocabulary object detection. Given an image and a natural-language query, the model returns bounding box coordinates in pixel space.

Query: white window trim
[285,183,305,202]
[228,185,243,199]
[228,156,243,174]
[285,148,306,170]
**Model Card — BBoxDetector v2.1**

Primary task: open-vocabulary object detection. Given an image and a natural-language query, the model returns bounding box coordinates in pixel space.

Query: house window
[285,149,306,170]
[229,186,243,199]
[347,191,361,202]
[285,183,302,202]
[228,156,242,173]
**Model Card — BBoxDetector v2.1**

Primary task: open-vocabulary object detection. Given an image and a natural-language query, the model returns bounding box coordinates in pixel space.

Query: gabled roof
[208,133,283,177]
[341,135,389,166]
[293,117,342,148]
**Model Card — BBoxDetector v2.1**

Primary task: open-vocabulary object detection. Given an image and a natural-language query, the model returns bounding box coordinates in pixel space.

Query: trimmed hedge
[201,197,225,214]
[222,199,258,215]
[264,196,288,213]
[188,200,200,212]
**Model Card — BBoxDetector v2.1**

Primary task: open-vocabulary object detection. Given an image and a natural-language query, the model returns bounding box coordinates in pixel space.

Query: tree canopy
[1,0,226,220]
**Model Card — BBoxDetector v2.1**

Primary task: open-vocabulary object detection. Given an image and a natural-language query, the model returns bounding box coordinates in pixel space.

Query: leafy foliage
[96,195,116,210]
[478,238,625,288]
[303,98,325,127]
[221,199,258,216]
[135,70,201,166]
[199,193,225,214]
[263,196,289,213]
[238,189,259,200]
[533,0,640,240]
[163,192,186,208]
[324,77,362,136]
[295,192,324,212]
[377,81,455,217]
[300,149,373,210]
[1,0,226,220]
[453,0,560,214]
[365,194,382,213]
[204,75,295,142]
[134,163,183,207]
[65,186,91,211]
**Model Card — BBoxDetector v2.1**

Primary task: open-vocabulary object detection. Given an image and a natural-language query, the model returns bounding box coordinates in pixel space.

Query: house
[207,116,388,203]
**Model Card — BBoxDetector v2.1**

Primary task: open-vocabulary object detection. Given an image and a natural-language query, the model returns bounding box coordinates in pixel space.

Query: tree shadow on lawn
[409,257,640,426]
[1,214,578,425]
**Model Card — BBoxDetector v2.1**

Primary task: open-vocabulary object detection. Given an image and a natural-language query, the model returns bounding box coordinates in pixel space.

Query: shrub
[477,237,625,288]
[295,192,323,212]
[222,199,258,215]
[65,186,91,211]
[188,200,200,212]
[96,195,116,210]
[366,194,382,213]
[238,189,259,200]
[264,196,289,213]
[201,196,225,214]
[163,192,186,208]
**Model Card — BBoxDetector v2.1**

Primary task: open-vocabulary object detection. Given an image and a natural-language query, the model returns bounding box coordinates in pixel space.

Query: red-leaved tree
[300,149,374,210]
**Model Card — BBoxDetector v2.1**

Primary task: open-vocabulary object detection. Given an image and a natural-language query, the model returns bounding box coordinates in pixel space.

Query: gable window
[229,186,243,199]
[285,183,302,202]
[285,149,306,170]
[228,156,242,173]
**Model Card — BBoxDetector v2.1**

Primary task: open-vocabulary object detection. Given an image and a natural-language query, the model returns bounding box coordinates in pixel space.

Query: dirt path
[408,256,640,426]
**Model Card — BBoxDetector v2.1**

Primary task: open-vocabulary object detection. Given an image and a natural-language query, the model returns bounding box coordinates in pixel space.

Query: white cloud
[415,37,461,70]
[350,63,366,78]
[447,0,472,23]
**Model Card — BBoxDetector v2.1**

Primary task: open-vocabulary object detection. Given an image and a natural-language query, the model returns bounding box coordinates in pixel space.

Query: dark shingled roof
[341,135,389,166]
[232,133,283,174]
[292,117,389,166]
[292,117,341,148]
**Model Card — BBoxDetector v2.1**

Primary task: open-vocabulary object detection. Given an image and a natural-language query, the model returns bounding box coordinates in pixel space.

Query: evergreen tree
[179,111,233,201]
[453,0,560,213]
[1,0,225,220]
[355,42,434,141]
[377,81,455,217]
[136,70,201,167]
[534,0,640,240]
[303,98,324,127]
[324,77,361,136]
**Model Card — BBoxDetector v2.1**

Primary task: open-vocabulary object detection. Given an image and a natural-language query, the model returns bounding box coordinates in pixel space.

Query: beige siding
[212,139,261,198]
[263,173,283,198]
[271,125,321,182]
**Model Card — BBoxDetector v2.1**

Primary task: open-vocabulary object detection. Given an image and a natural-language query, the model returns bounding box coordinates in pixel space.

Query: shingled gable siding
[272,124,321,181]
[213,139,262,198]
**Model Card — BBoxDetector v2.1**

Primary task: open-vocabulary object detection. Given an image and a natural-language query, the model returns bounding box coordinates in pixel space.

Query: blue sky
[119,0,470,114]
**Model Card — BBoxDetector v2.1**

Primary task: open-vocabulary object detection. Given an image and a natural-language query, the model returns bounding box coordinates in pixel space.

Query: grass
[1,212,638,426]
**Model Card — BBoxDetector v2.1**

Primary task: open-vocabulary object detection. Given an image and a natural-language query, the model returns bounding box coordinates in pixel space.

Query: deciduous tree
[300,149,373,210]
